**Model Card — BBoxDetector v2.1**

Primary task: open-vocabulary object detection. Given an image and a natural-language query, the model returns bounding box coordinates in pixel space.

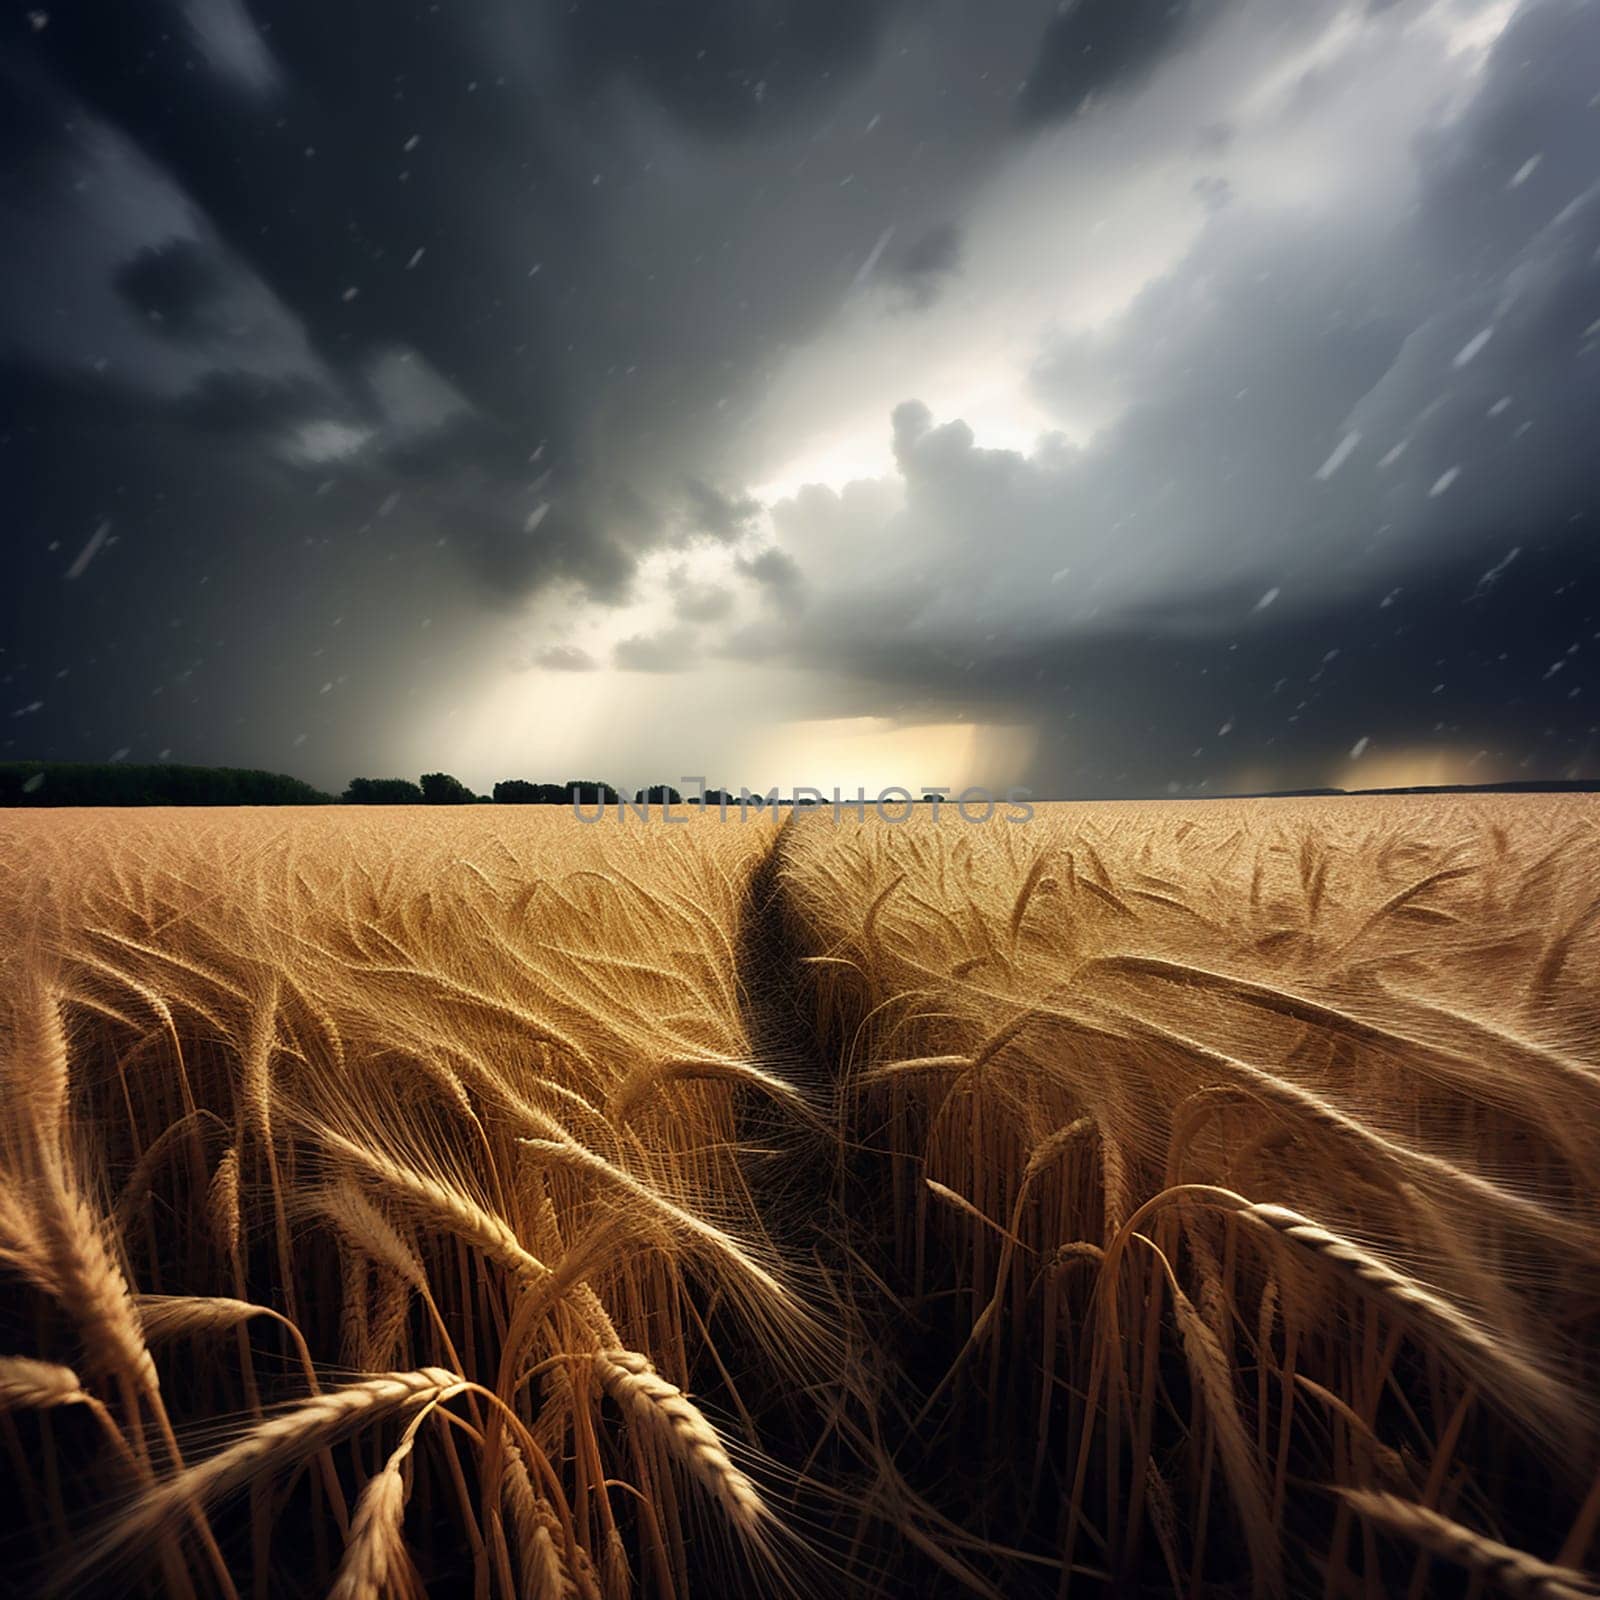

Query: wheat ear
[312,1180,431,1292]
[328,1408,435,1600]
[318,1130,550,1284]
[328,1467,414,1600]
[501,1442,577,1599]
[36,1177,160,1396]
[0,1356,87,1414]
[1140,1186,1576,1446]
[1239,1198,1573,1440]
[62,1368,463,1589]
[1337,1489,1600,1600]
[5,980,69,1158]
[595,1350,766,1535]
[207,1147,241,1260]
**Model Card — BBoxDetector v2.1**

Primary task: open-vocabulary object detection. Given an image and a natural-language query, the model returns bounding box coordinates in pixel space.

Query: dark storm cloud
[561,0,904,134]
[6,0,1599,794]
[742,517,1600,796]
[0,356,469,779]
[889,222,963,309]
[113,240,226,337]
[0,49,75,196]
[3,0,931,785]
[2,0,602,597]
[169,370,338,435]
[2,0,1057,740]
[1020,0,1230,124]
[1417,0,1600,281]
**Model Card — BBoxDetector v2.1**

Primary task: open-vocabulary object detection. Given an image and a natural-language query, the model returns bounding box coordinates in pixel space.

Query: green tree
[342,776,424,804]
[494,780,571,803]
[419,772,476,805]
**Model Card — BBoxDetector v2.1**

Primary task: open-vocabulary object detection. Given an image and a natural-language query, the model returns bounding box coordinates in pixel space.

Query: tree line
[0,762,331,807]
[348,776,741,806]
[0,763,734,808]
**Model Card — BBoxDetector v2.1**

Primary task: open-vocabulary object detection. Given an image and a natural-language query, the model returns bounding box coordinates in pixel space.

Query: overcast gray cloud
[737,546,808,618]
[669,573,737,624]
[534,644,597,673]
[613,625,699,673]
[681,480,762,544]
[890,222,965,309]
[1019,0,1233,124]
[3,0,1597,795]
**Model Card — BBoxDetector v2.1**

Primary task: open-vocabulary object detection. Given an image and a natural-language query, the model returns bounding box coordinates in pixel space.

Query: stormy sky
[3,0,1599,798]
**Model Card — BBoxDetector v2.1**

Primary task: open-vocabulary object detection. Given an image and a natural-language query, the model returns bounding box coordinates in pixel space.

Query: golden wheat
[781,795,1600,1595]
[4,797,1598,1596]
[0,808,811,1598]
[0,1355,86,1413]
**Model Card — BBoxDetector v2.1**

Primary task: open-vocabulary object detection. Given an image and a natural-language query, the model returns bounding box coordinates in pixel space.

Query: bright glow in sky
[404,646,1040,797]
[745,716,1037,798]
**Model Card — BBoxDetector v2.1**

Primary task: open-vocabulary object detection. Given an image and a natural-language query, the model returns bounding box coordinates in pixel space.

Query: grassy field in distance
[1,798,1597,1598]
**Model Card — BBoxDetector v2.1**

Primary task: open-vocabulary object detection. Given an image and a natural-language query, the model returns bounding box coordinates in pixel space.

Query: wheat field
[783,796,1600,1597]
[1,799,1598,1598]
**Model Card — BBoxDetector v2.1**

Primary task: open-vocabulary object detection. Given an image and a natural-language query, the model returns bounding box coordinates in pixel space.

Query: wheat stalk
[1134,1233,1280,1597]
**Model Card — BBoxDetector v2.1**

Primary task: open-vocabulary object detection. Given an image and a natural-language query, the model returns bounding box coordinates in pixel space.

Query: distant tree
[495,780,572,803]
[566,780,620,805]
[493,779,539,803]
[342,776,425,804]
[0,762,334,806]
[634,785,683,806]
[702,789,736,808]
[419,772,475,804]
